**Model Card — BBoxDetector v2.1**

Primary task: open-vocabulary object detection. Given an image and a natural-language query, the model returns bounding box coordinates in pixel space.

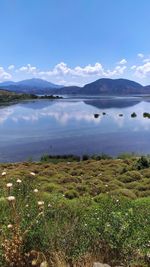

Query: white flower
[48,203,52,208]
[2,171,6,176]
[7,196,15,202]
[38,201,44,206]
[16,179,22,183]
[25,204,29,208]
[30,172,36,176]
[6,183,13,188]
[105,184,108,187]
[7,224,13,229]
[40,261,48,267]
[33,189,38,193]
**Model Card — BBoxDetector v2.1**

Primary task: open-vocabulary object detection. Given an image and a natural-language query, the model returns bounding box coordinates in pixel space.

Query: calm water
[0,96,150,162]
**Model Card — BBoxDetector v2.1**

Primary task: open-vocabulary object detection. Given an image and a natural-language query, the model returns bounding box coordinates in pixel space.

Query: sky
[0,0,150,86]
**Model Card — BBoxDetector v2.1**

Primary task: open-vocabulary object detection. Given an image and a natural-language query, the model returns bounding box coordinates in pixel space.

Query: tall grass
[0,171,149,266]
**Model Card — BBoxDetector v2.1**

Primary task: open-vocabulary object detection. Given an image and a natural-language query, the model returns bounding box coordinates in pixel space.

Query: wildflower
[7,224,13,229]
[7,196,15,202]
[32,259,37,266]
[40,261,48,267]
[16,179,22,183]
[2,171,6,176]
[33,189,38,193]
[25,204,29,208]
[116,199,119,203]
[38,201,44,206]
[6,183,13,188]
[30,172,36,176]
[105,184,108,187]
[48,203,52,208]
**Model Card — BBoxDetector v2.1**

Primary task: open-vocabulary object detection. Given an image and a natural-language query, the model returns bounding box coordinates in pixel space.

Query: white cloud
[12,61,127,86]
[137,53,144,58]
[4,56,150,85]
[37,62,126,80]
[118,59,127,65]
[0,67,12,81]
[143,58,150,63]
[134,62,150,78]
[131,65,137,70]
[17,64,37,75]
[8,65,15,70]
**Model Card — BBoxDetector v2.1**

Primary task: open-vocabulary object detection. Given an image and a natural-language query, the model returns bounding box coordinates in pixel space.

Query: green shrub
[136,156,150,170]
[131,112,137,118]
[65,189,79,199]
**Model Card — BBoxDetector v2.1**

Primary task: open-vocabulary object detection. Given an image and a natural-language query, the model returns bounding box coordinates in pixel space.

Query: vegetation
[131,112,137,118]
[0,156,150,266]
[0,90,62,105]
[143,112,150,119]
[94,113,100,118]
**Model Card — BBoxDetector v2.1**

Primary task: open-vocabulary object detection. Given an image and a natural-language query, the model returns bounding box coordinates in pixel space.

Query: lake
[0,96,150,162]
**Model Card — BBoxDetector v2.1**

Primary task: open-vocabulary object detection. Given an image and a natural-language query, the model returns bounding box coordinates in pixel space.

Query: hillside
[0,89,38,104]
[52,78,150,95]
[0,156,149,266]
[0,89,61,104]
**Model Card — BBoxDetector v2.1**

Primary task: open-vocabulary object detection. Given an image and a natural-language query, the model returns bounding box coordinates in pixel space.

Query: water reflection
[0,97,150,161]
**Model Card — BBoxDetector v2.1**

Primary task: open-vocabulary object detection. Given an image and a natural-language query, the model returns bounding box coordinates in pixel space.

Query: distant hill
[1,77,150,95]
[0,78,62,94]
[82,78,144,95]
[51,78,150,95]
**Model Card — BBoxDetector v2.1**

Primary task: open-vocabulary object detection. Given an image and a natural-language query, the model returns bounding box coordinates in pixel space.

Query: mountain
[82,78,144,95]
[1,77,150,95]
[0,78,62,94]
[51,78,149,95]
[50,78,150,95]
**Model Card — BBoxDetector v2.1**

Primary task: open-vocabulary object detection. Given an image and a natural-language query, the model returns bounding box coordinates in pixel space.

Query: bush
[64,189,79,199]
[136,156,150,170]
[82,155,89,161]
[131,112,137,118]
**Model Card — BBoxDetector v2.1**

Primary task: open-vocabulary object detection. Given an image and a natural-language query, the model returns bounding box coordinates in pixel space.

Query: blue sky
[0,0,150,85]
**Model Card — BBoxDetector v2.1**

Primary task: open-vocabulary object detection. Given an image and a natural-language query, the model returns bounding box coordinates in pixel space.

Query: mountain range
[1,78,150,95]
[0,79,62,95]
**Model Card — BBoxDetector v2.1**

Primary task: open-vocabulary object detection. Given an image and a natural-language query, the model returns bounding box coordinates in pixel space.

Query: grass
[0,156,150,266]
